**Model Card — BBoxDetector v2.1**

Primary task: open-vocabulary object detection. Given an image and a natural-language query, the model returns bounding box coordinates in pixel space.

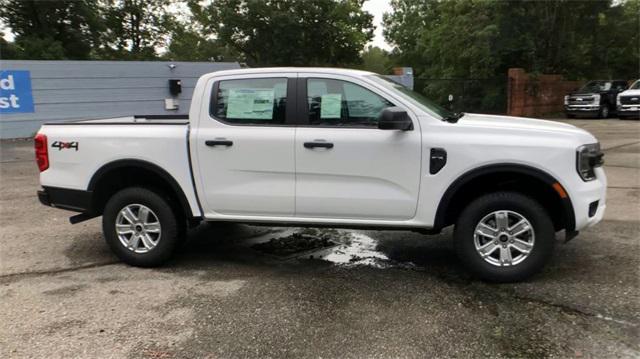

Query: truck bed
[38,116,201,217]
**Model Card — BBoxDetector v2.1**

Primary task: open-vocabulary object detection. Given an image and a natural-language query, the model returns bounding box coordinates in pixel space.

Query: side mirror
[378,107,413,131]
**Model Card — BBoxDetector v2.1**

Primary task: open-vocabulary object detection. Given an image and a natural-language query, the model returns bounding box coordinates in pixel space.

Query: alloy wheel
[473,210,535,267]
[115,204,162,253]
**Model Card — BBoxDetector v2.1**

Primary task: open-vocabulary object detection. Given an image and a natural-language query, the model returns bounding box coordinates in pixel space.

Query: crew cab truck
[564,80,628,118]
[617,79,640,119]
[35,68,607,282]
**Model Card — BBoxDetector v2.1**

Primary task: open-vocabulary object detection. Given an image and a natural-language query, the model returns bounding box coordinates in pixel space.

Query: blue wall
[0,60,241,138]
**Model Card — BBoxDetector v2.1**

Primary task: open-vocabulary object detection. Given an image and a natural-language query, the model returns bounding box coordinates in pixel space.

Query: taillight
[34,133,49,172]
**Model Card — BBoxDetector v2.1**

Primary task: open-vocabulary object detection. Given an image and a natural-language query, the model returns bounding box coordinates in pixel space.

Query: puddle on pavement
[250,228,338,258]
[248,227,417,269]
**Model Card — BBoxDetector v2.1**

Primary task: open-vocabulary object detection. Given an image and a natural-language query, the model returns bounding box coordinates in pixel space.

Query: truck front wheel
[102,187,181,267]
[454,192,555,282]
[598,105,610,119]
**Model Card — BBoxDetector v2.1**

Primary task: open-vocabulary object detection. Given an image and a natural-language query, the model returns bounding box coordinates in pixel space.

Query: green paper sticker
[227,88,274,119]
[320,93,342,119]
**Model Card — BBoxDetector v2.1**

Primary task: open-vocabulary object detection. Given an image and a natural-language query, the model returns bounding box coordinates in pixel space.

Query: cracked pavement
[1,119,639,358]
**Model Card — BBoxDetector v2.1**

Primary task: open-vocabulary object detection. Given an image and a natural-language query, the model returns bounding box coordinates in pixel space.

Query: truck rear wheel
[454,191,555,282]
[102,187,181,267]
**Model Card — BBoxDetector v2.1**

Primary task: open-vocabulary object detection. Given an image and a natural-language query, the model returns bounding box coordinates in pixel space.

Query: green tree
[0,0,101,59]
[384,0,502,110]
[385,0,639,79]
[190,0,375,66]
[163,19,239,62]
[594,0,640,79]
[96,0,171,60]
[358,45,391,74]
[384,0,640,111]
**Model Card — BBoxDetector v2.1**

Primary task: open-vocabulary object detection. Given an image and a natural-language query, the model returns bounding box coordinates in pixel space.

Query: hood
[619,89,640,97]
[457,113,596,141]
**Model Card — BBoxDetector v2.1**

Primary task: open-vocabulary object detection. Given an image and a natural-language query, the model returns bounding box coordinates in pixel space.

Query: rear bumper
[38,186,93,213]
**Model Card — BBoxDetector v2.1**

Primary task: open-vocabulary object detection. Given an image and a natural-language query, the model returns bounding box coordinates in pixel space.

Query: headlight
[616,94,621,106]
[592,94,601,103]
[576,143,603,181]
[564,95,569,105]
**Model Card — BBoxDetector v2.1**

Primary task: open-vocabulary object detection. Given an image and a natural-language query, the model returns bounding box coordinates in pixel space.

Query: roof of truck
[208,67,377,77]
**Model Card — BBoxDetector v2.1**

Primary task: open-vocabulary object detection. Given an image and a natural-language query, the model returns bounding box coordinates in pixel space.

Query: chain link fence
[413,77,508,115]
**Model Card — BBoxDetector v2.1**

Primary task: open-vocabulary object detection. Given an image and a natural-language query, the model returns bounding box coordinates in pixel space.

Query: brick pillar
[507,68,528,116]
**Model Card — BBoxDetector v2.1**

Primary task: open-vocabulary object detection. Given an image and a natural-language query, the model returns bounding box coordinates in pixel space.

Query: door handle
[206,140,233,147]
[304,142,334,149]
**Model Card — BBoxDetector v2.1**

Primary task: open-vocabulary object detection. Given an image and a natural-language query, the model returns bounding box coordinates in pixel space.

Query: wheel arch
[433,164,575,232]
[87,159,196,220]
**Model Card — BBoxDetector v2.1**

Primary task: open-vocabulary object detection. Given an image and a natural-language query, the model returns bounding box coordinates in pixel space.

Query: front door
[294,75,422,220]
[192,74,296,217]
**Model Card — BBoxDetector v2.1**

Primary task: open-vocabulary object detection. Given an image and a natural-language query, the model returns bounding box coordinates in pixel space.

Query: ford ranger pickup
[35,68,607,282]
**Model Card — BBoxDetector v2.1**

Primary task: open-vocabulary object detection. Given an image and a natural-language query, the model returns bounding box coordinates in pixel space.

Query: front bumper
[571,167,607,231]
[617,107,640,119]
[565,105,599,116]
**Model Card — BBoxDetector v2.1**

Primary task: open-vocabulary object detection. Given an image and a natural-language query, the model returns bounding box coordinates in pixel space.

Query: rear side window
[212,78,287,125]
[306,78,394,127]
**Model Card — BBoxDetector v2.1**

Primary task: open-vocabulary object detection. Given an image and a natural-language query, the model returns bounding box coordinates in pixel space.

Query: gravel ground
[1,119,638,358]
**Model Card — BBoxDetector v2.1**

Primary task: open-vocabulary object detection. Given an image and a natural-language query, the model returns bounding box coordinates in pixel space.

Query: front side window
[367,74,454,120]
[212,78,287,125]
[307,78,394,127]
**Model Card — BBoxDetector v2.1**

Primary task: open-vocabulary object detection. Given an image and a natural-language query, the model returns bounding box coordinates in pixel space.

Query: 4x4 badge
[51,141,79,151]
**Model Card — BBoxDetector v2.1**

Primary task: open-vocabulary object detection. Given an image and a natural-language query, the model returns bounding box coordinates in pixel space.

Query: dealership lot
[1,119,638,358]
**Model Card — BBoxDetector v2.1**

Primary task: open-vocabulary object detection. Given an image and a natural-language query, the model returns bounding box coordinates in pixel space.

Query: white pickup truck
[617,79,640,119]
[35,67,606,282]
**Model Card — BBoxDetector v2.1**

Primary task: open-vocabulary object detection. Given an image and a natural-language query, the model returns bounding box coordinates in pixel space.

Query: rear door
[294,74,422,220]
[192,73,297,217]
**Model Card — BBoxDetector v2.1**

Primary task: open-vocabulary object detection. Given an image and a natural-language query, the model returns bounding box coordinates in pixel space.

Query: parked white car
[35,68,607,282]
[617,79,640,119]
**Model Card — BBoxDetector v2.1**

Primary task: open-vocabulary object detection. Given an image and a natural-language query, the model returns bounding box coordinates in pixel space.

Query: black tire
[598,105,610,119]
[565,113,575,119]
[102,187,182,267]
[454,191,555,283]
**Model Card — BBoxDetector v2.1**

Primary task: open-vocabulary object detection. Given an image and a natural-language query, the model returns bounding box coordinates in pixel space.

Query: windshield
[630,80,640,90]
[367,75,454,120]
[579,81,612,92]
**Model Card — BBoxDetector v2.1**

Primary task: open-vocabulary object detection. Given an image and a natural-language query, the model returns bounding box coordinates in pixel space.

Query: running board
[565,230,579,243]
[69,213,98,224]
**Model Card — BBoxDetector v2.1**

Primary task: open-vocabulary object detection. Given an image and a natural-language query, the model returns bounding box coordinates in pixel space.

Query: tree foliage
[190,0,375,66]
[384,0,640,80]
[384,0,640,112]
[162,17,239,62]
[0,0,102,59]
[357,45,392,74]
[95,0,171,60]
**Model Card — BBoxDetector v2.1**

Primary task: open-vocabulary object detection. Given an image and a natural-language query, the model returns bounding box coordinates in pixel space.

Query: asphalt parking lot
[1,119,638,358]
